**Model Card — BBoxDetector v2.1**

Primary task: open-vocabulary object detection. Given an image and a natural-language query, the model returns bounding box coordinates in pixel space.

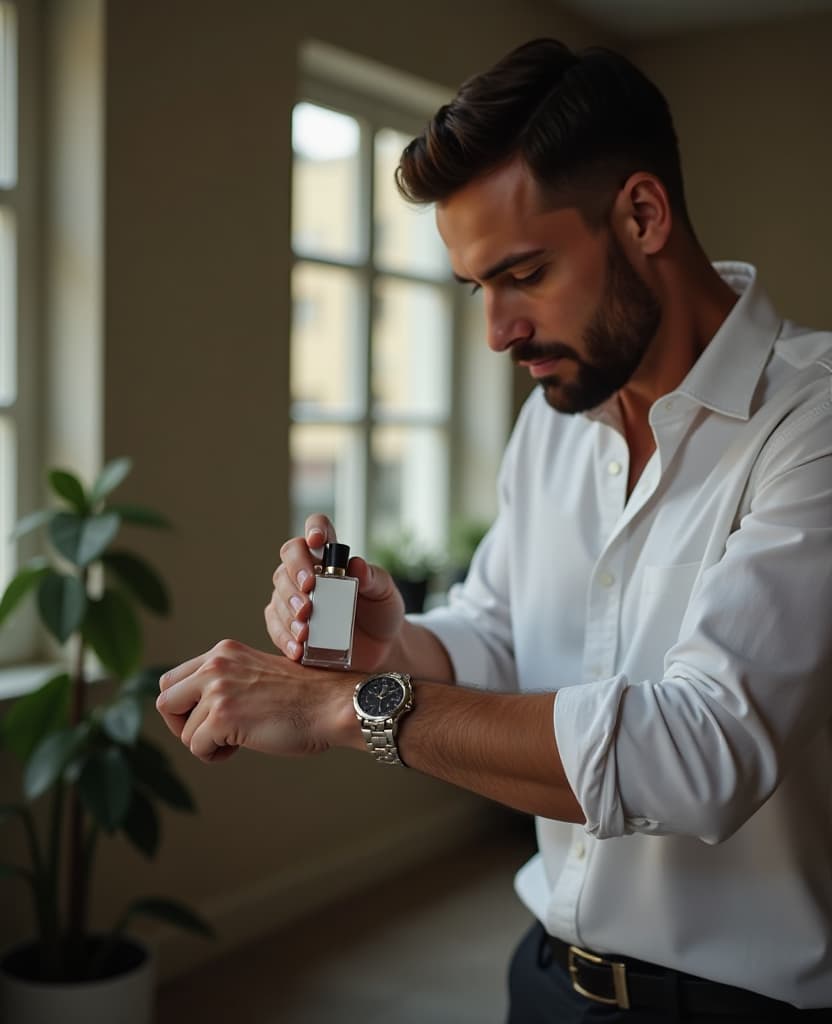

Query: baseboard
[146,798,506,982]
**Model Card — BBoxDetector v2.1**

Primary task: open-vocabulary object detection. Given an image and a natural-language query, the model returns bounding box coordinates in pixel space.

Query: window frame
[0,0,40,665]
[290,73,466,557]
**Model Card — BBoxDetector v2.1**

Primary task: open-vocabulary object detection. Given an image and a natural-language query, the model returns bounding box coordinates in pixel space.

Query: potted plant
[371,529,443,613]
[0,458,211,1024]
[447,517,491,585]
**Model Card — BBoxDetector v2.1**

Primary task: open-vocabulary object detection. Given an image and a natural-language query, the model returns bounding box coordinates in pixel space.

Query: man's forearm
[388,619,456,683]
[393,682,584,822]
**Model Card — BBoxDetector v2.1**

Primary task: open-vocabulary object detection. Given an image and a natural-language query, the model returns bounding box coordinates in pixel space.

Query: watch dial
[358,676,405,718]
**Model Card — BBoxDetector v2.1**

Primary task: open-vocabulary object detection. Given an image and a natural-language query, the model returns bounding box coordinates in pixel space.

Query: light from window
[290,99,453,560]
[371,426,448,552]
[0,2,16,189]
[292,102,363,262]
[290,261,365,419]
[372,277,450,419]
[374,128,448,279]
[290,423,365,544]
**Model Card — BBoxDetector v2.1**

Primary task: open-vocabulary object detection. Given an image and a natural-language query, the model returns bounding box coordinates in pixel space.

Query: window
[290,89,457,561]
[0,0,39,664]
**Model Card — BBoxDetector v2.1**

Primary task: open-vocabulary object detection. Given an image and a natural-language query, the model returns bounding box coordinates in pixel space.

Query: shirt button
[664,399,675,412]
[573,840,586,860]
[599,571,615,588]
[607,460,622,476]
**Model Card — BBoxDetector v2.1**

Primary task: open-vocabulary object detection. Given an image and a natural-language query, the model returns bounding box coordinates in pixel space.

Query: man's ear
[611,173,672,256]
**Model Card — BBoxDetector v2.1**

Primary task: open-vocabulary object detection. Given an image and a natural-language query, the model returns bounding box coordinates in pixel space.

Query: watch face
[357,675,406,720]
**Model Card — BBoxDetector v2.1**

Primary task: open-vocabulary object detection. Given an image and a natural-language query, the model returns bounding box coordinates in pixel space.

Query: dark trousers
[506,921,830,1023]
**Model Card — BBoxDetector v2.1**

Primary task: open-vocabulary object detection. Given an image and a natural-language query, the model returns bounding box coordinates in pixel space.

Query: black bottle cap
[323,542,350,571]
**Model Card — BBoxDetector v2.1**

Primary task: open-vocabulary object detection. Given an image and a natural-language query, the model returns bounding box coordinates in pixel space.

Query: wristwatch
[353,672,414,766]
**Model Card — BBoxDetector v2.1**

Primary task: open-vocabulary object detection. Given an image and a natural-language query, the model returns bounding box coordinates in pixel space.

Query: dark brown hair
[396,38,692,230]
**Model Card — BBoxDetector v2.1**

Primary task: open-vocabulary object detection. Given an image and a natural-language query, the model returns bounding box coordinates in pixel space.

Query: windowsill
[0,663,61,703]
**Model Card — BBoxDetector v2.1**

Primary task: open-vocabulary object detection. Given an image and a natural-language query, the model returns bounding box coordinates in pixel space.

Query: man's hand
[265,514,406,671]
[156,639,362,763]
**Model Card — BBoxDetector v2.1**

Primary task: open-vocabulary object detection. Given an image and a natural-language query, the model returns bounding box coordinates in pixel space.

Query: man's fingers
[264,601,305,659]
[304,514,337,553]
[351,556,397,602]
[159,652,208,691]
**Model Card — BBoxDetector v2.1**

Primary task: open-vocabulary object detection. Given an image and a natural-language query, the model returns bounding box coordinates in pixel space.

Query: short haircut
[396,38,692,231]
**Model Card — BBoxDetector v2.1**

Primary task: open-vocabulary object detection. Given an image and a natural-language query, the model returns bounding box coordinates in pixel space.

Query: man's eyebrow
[452,249,547,285]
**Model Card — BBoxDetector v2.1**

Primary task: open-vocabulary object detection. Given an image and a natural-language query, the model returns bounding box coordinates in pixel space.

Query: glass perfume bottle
[302,542,358,669]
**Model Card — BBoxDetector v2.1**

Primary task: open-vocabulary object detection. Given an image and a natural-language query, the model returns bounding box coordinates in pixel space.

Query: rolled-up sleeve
[556,393,832,844]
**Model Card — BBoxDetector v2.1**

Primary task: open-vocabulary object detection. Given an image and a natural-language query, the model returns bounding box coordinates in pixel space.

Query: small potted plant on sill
[447,517,491,585]
[0,458,211,1024]
[371,529,443,614]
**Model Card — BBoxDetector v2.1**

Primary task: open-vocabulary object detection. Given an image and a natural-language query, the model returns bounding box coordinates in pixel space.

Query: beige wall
[633,12,832,327]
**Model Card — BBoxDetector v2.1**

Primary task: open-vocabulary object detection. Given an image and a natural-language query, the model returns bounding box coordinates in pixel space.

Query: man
[157,39,832,1020]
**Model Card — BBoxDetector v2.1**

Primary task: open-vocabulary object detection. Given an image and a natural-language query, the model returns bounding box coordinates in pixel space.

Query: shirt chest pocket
[638,561,702,650]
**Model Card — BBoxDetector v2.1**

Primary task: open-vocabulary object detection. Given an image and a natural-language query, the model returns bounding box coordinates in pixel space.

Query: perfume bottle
[302,542,358,669]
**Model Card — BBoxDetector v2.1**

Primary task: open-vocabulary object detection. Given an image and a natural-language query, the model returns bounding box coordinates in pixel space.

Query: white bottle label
[307,576,358,650]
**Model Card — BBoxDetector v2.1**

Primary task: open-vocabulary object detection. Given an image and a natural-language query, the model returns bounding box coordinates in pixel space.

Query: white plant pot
[0,938,155,1024]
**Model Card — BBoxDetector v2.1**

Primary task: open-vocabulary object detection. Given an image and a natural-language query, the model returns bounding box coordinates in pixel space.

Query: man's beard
[512,234,662,414]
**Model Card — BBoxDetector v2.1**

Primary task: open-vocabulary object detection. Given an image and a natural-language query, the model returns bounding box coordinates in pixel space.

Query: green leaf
[123,897,213,937]
[77,748,132,832]
[0,558,50,627]
[37,572,88,644]
[121,789,159,858]
[10,507,55,541]
[106,504,171,529]
[23,726,86,800]
[49,511,121,568]
[121,666,171,702]
[126,740,195,812]
[90,458,133,505]
[48,470,89,514]
[82,589,142,679]
[103,551,171,616]
[101,695,143,745]
[0,673,71,761]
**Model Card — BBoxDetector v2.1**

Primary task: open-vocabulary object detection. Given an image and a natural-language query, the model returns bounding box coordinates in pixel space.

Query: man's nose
[486,294,534,353]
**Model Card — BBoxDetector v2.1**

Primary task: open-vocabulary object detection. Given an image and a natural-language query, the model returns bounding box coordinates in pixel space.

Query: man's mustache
[511,340,582,366]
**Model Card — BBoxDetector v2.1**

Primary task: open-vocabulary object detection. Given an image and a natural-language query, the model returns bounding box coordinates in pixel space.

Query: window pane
[0,417,13,589]
[0,2,16,189]
[369,426,448,554]
[372,277,451,418]
[374,128,448,279]
[290,424,365,549]
[0,206,14,404]
[291,262,365,419]
[292,103,363,262]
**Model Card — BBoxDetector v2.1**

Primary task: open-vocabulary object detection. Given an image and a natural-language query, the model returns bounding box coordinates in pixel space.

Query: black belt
[546,933,800,1016]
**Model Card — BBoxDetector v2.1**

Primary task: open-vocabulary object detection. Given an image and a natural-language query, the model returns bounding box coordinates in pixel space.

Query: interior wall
[632,12,832,327]
[0,0,612,976]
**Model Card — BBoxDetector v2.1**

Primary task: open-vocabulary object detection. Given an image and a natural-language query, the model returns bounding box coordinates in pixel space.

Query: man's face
[436,159,661,414]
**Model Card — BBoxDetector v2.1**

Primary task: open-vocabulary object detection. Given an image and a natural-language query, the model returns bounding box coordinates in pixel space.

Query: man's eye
[513,267,544,287]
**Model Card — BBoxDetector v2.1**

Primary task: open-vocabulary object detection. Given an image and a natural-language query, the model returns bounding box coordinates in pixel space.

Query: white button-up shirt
[417,263,832,1008]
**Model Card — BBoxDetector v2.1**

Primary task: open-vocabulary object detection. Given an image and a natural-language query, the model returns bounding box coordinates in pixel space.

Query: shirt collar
[586,261,782,427]
[674,261,781,421]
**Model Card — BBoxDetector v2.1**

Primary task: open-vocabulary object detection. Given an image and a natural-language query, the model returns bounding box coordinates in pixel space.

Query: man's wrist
[326,671,366,752]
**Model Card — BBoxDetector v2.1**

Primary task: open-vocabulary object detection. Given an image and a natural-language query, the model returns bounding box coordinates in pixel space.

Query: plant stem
[66,591,89,960]
[40,785,64,977]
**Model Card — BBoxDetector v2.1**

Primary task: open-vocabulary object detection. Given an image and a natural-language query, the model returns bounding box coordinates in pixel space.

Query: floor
[156,814,537,1024]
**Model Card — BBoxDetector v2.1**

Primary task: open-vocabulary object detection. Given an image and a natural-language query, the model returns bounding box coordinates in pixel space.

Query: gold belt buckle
[567,945,631,1009]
